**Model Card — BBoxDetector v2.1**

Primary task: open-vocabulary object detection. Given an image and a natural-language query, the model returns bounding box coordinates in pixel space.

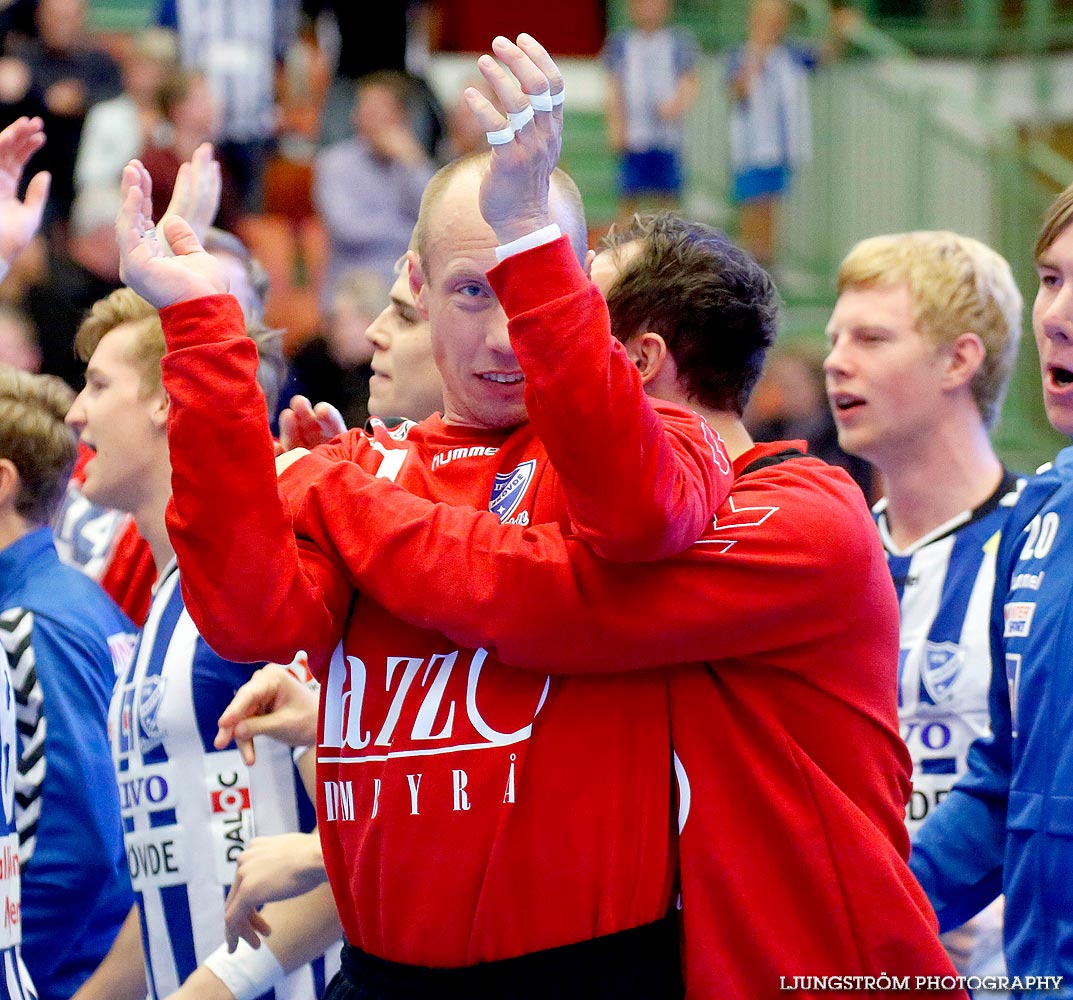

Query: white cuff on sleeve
[203,939,285,1000]
[494,223,562,262]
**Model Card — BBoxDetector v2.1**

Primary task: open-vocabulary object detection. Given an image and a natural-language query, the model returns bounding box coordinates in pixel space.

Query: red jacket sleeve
[283,451,890,673]
[99,521,156,627]
[488,237,732,562]
[159,295,351,670]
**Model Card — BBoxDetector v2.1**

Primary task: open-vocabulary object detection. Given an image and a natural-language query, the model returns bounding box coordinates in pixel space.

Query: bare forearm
[262,883,342,970]
[71,905,147,1000]
[174,884,339,1000]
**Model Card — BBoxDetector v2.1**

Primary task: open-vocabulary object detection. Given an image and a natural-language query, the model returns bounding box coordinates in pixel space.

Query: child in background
[728,0,857,269]
[728,0,813,270]
[604,0,700,217]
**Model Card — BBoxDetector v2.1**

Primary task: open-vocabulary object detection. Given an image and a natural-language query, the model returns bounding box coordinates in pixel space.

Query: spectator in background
[0,0,121,225]
[728,0,857,270]
[286,268,387,430]
[264,10,331,211]
[313,70,434,294]
[0,0,36,49]
[603,0,700,217]
[157,0,299,211]
[745,340,875,499]
[305,0,407,147]
[139,70,243,234]
[443,75,499,160]
[23,182,122,388]
[0,300,39,371]
[728,0,810,270]
[75,28,179,194]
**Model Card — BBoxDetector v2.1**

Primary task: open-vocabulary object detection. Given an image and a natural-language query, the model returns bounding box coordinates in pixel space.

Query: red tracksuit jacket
[159,238,732,968]
[274,441,965,998]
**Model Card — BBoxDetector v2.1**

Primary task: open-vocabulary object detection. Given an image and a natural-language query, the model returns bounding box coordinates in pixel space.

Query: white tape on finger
[551,87,565,107]
[486,124,516,146]
[506,104,535,131]
[526,89,553,112]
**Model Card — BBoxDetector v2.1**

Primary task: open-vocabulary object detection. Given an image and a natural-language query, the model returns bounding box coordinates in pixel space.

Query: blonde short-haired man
[825,230,1024,977]
[66,290,338,1000]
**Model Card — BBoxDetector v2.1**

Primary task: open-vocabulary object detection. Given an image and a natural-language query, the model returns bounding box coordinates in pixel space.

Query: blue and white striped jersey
[109,560,328,1000]
[727,43,815,171]
[877,470,1022,833]
[166,0,282,143]
[603,26,699,151]
[0,649,35,1000]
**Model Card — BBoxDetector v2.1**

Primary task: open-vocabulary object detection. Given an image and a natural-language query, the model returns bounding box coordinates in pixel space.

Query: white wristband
[0,259,9,284]
[203,939,285,1000]
[494,223,562,262]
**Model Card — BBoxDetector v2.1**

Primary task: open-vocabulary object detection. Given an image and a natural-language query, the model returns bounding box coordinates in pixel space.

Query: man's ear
[407,250,431,321]
[0,458,20,510]
[625,331,670,385]
[943,331,986,390]
[150,388,170,429]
